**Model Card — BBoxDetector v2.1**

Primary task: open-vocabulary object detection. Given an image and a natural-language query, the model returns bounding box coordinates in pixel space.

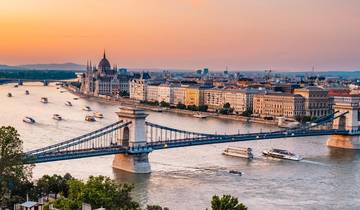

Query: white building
[146,85,159,102]
[158,84,174,104]
[130,79,147,101]
[173,86,187,105]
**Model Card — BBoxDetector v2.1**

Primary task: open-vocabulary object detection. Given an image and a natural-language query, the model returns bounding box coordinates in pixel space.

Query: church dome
[98,51,111,70]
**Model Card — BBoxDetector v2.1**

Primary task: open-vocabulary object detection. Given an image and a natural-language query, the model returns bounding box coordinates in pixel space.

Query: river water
[1,83,360,209]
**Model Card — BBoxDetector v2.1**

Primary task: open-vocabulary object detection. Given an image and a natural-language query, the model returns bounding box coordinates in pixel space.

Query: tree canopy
[210,195,247,210]
[0,126,33,208]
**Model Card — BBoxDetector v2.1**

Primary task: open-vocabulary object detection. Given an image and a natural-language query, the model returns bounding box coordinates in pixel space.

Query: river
[1,83,360,209]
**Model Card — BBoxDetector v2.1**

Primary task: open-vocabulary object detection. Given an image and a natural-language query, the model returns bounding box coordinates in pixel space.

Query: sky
[1,0,360,71]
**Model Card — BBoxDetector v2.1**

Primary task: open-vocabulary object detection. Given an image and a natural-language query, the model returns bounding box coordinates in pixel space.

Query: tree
[54,176,140,210]
[198,105,208,112]
[223,103,231,109]
[35,173,73,198]
[0,126,33,208]
[176,103,186,109]
[160,101,170,107]
[210,195,247,210]
[146,205,170,210]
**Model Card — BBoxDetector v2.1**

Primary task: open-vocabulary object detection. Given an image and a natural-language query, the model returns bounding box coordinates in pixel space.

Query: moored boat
[193,113,207,119]
[52,114,62,121]
[83,106,92,111]
[65,101,72,106]
[85,115,96,122]
[93,112,104,118]
[23,116,36,124]
[41,97,48,103]
[223,147,254,160]
[263,148,303,161]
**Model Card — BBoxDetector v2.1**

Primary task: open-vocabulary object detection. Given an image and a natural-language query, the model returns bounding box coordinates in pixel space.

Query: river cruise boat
[7,93,12,97]
[65,101,72,106]
[223,147,254,160]
[85,115,96,122]
[52,114,62,121]
[262,149,303,161]
[23,117,35,124]
[83,106,92,111]
[229,170,244,176]
[93,112,104,118]
[193,113,208,119]
[25,90,30,95]
[40,97,48,103]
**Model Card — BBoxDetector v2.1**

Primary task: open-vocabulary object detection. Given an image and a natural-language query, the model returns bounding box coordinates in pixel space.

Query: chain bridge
[25,104,360,173]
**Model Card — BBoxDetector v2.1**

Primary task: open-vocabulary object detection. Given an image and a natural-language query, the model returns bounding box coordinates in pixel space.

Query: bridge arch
[122,126,130,147]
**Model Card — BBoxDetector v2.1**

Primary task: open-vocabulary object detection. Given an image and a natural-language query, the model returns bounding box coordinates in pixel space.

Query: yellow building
[185,87,202,106]
[293,86,329,118]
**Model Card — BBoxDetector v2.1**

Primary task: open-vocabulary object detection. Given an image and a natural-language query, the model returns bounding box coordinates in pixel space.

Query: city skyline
[1,0,360,71]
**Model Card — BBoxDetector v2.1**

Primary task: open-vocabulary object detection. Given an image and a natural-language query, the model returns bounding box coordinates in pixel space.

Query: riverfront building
[253,92,305,118]
[293,86,329,118]
[80,52,131,96]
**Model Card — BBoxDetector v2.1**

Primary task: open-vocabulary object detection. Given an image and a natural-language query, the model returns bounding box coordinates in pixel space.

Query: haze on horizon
[1,0,360,71]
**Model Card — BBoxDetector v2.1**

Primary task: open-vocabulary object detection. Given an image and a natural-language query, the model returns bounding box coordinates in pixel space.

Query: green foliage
[223,103,231,109]
[160,101,170,107]
[241,109,253,117]
[147,205,170,210]
[0,126,33,208]
[176,103,187,109]
[210,195,247,210]
[187,105,198,111]
[35,173,73,198]
[0,69,76,80]
[198,105,208,112]
[53,176,140,210]
[141,100,160,106]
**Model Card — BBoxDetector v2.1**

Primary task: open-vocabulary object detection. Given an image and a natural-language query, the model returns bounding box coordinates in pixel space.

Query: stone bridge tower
[112,106,151,173]
[327,95,360,149]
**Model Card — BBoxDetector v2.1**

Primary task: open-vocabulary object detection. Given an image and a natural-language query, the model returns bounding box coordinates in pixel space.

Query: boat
[193,113,207,119]
[223,147,254,160]
[14,85,18,88]
[83,106,92,111]
[65,101,72,106]
[73,97,79,100]
[93,112,104,118]
[40,97,48,103]
[23,117,36,124]
[262,148,303,161]
[229,170,244,176]
[7,93,12,97]
[52,114,62,121]
[85,115,96,122]
[25,90,30,95]
[277,117,300,128]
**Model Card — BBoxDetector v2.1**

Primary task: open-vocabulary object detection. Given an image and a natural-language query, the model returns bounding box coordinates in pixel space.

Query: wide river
[1,83,360,209]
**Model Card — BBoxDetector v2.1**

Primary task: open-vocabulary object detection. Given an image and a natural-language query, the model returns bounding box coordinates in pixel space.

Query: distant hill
[17,63,86,71]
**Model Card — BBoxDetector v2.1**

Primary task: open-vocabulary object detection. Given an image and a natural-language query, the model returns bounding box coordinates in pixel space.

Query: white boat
[52,114,62,121]
[23,117,35,124]
[83,106,92,111]
[262,148,303,161]
[65,101,72,106]
[7,93,12,97]
[193,113,207,119]
[223,147,254,160]
[41,97,48,103]
[277,117,300,128]
[85,115,96,122]
[25,90,30,95]
[93,112,104,118]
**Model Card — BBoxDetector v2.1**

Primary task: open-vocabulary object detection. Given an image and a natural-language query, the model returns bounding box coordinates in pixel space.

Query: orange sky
[1,0,360,71]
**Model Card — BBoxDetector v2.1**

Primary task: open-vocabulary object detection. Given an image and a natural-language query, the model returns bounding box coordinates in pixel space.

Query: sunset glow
[1,0,360,71]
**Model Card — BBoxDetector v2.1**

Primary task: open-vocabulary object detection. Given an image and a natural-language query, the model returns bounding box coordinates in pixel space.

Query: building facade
[293,86,329,118]
[173,86,186,105]
[80,52,130,97]
[253,93,305,118]
[203,89,225,111]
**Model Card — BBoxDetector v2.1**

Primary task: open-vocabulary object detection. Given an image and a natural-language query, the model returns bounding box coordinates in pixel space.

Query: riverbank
[65,85,279,126]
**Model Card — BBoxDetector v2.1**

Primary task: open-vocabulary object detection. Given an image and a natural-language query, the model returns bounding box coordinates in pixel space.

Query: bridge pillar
[112,106,151,173]
[327,96,360,149]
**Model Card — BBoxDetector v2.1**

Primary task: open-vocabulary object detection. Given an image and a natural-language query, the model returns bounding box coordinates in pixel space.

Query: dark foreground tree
[210,195,247,210]
[0,126,33,208]
[146,205,170,210]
